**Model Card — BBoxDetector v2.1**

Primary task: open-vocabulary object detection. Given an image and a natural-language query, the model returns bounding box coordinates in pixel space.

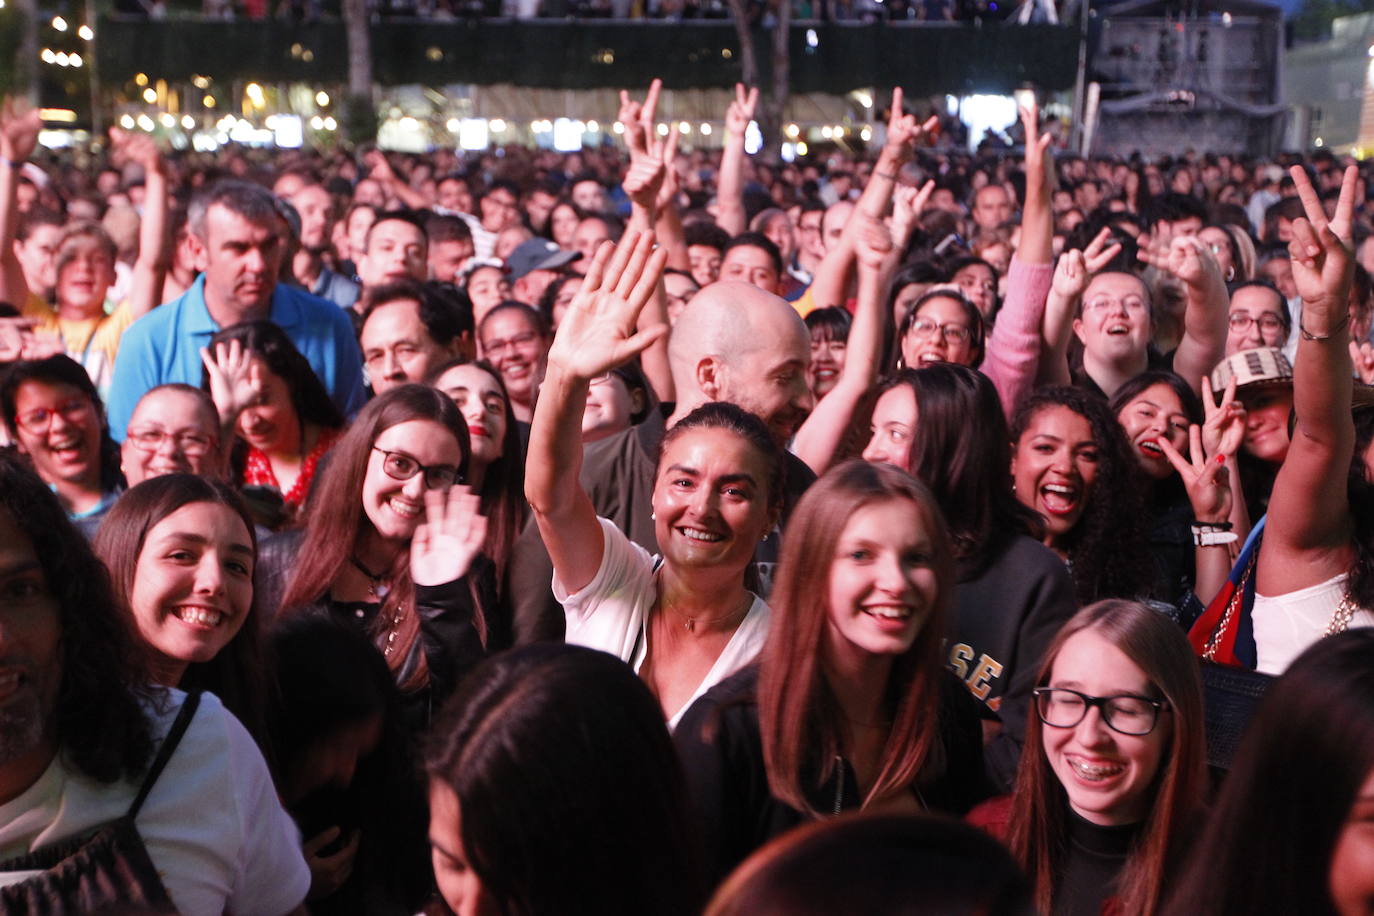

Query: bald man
[507,280,817,645]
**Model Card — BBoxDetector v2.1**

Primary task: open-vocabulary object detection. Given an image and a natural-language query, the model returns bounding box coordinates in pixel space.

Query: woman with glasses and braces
[267,384,493,733]
[970,599,1206,916]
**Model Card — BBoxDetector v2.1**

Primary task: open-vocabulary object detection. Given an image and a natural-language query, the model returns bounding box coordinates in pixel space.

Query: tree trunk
[760,0,789,163]
[342,0,376,144]
[724,0,791,162]
[13,0,40,104]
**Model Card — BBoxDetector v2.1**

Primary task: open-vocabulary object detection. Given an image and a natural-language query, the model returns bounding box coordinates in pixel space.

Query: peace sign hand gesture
[725,83,758,138]
[410,485,488,587]
[1199,373,1245,460]
[547,231,669,382]
[1288,163,1357,326]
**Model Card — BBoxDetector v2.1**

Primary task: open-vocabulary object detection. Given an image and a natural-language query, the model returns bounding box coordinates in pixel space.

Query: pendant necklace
[349,555,392,602]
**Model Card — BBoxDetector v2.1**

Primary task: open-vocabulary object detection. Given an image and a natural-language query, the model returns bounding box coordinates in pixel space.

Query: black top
[1054,811,1140,916]
[506,402,818,644]
[673,665,992,885]
[257,530,492,733]
[948,533,1078,791]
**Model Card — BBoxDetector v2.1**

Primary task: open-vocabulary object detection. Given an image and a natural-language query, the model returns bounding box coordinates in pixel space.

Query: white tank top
[1253,573,1374,674]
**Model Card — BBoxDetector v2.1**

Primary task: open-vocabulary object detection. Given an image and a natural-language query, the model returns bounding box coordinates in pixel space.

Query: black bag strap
[127,691,201,819]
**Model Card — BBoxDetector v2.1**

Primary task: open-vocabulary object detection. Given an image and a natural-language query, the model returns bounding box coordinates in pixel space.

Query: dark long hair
[876,366,1043,579]
[0,354,124,495]
[93,474,270,759]
[280,385,473,693]
[1162,629,1374,915]
[758,461,955,815]
[269,614,432,910]
[1009,600,1206,916]
[706,813,1033,916]
[1011,387,1155,604]
[1345,406,1374,611]
[203,319,345,432]
[0,454,155,783]
[1109,370,1203,508]
[426,643,704,915]
[426,356,527,592]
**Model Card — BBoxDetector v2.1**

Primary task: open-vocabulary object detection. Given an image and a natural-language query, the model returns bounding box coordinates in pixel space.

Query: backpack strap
[127,691,201,819]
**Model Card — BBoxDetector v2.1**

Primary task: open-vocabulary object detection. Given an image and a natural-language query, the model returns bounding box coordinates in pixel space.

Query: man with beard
[0,455,309,913]
[507,277,817,644]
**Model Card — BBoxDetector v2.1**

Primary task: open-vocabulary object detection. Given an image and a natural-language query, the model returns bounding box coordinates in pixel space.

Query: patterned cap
[1210,347,1292,393]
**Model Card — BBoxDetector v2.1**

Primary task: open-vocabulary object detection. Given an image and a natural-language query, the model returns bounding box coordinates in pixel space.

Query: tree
[723,0,791,161]
[341,0,377,143]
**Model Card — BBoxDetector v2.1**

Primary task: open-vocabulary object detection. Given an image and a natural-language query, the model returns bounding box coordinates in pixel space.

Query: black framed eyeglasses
[371,447,461,490]
[1032,687,1169,736]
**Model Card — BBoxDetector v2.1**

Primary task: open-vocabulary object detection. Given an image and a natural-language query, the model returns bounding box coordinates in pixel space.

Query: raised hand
[622,96,678,213]
[109,127,163,176]
[1136,222,1174,272]
[1352,340,1374,385]
[1288,163,1357,326]
[1050,248,1090,302]
[725,83,758,137]
[1200,373,1245,460]
[1020,96,1053,191]
[884,87,939,161]
[890,179,935,246]
[200,339,265,425]
[363,149,399,186]
[1158,424,1232,524]
[853,210,894,273]
[1166,235,1223,291]
[1082,226,1124,273]
[410,485,488,586]
[618,77,662,156]
[546,231,669,381]
[0,97,41,164]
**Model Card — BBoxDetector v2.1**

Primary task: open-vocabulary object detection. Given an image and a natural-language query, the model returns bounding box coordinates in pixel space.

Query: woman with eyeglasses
[267,384,493,733]
[1224,281,1291,356]
[0,353,123,524]
[969,599,1206,916]
[897,289,985,371]
[120,384,223,486]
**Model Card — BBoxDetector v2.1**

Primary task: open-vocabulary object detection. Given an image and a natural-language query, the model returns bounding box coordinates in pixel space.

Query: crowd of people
[1,77,1373,914]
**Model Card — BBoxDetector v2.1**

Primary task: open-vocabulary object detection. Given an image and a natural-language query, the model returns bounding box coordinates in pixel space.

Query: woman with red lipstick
[1011,386,1155,605]
[675,461,988,884]
[1109,371,1211,605]
[978,599,1206,916]
[202,320,345,528]
[94,474,270,752]
[429,357,527,639]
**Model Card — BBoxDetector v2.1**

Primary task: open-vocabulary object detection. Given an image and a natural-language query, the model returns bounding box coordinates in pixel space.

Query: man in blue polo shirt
[107,179,366,441]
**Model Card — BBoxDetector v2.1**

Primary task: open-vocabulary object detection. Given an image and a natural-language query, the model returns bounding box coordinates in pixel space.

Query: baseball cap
[506,238,579,281]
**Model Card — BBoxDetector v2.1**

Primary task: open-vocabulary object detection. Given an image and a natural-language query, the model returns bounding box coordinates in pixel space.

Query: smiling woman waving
[526,231,783,730]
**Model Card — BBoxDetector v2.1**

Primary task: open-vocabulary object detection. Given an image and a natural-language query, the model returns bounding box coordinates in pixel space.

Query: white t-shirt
[555,517,771,731]
[1254,572,1374,674]
[0,689,310,916]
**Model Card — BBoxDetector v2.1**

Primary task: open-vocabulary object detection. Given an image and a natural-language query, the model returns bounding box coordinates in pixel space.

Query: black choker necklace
[349,555,391,602]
